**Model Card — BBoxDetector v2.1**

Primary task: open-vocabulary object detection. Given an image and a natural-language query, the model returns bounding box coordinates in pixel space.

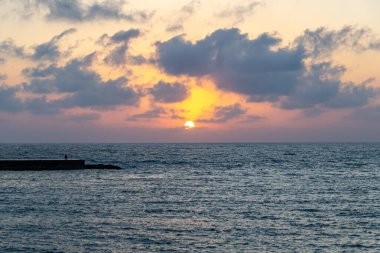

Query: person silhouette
[64,154,68,160]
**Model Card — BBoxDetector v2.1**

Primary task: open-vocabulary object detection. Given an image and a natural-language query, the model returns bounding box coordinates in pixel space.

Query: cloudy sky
[0,0,380,142]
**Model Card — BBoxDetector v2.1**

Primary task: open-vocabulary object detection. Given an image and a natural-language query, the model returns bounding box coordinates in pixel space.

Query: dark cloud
[127,107,187,121]
[295,26,380,58]
[0,54,140,114]
[25,0,153,23]
[22,64,60,79]
[104,44,129,66]
[350,105,380,122]
[280,63,376,109]
[166,0,200,33]
[156,28,378,111]
[0,74,7,81]
[0,87,58,115]
[156,34,213,76]
[300,108,327,118]
[166,24,184,33]
[66,112,101,121]
[24,96,62,115]
[1,28,76,62]
[0,86,24,112]
[168,108,187,120]
[181,0,200,14]
[149,81,189,103]
[199,103,246,123]
[325,83,376,109]
[23,55,140,109]
[241,114,264,123]
[0,39,25,58]
[156,28,304,100]
[128,107,166,121]
[0,74,57,114]
[101,29,143,66]
[370,41,380,50]
[128,55,150,65]
[31,28,76,61]
[217,1,262,24]
[109,29,140,43]
[56,77,139,109]
[40,0,83,21]
[0,58,5,64]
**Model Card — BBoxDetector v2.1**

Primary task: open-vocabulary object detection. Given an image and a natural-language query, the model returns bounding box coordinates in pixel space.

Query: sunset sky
[1,0,380,142]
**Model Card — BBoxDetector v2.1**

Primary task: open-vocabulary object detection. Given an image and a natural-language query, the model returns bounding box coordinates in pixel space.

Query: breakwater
[0,159,122,170]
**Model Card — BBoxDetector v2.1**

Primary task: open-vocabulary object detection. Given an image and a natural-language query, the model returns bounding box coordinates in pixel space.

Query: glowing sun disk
[184,121,195,129]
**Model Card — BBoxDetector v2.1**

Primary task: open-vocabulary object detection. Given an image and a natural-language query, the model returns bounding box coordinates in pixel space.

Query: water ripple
[0,143,379,252]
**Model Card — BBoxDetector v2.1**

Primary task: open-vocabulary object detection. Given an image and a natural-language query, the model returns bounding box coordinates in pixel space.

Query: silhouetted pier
[0,159,122,171]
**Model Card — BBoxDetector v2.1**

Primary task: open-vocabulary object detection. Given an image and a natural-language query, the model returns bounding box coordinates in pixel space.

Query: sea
[0,143,379,252]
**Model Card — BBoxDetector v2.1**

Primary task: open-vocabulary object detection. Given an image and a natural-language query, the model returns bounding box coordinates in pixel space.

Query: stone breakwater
[0,160,122,170]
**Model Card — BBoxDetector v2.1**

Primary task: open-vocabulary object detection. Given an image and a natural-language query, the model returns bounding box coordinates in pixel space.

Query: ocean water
[0,143,379,252]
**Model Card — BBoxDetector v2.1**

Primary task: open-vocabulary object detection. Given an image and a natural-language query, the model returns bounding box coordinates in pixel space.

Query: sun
[184,121,195,130]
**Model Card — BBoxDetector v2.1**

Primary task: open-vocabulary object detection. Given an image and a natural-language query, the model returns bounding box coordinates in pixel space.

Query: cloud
[181,0,200,14]
[0,58,5,64]
[65,112,101,121]
[0,39,25,58]
[23,96,62,115]
[168,108,187,120]
[0,85,57,115]
[199,103,246,123]
[0,86,24,112]
[325,82,376,109]
[1,69,60,115]
[128,55,150,65]
[166,24,184,33]
[108,29,140,43]
[127,107,187,121]
[128,107,166,121]
[149,81,189,103]
[217,1,262,24]
[0,54,141,114]
[300,107,327,118]
[0,28,76,62]
[0,74,7,81]
[22,55,140,109]
[279,63,376,109]
[166,0,200,33]
[31,28,76,61]
[156,28,304,100]
[241,114,264,123]
[100,29,144,66]
[55,77,139,109]
[350,105,380,121]
[156,28,378,111]
[104,44,129,66]
[22,0,153,23]
[295,26,380,58]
